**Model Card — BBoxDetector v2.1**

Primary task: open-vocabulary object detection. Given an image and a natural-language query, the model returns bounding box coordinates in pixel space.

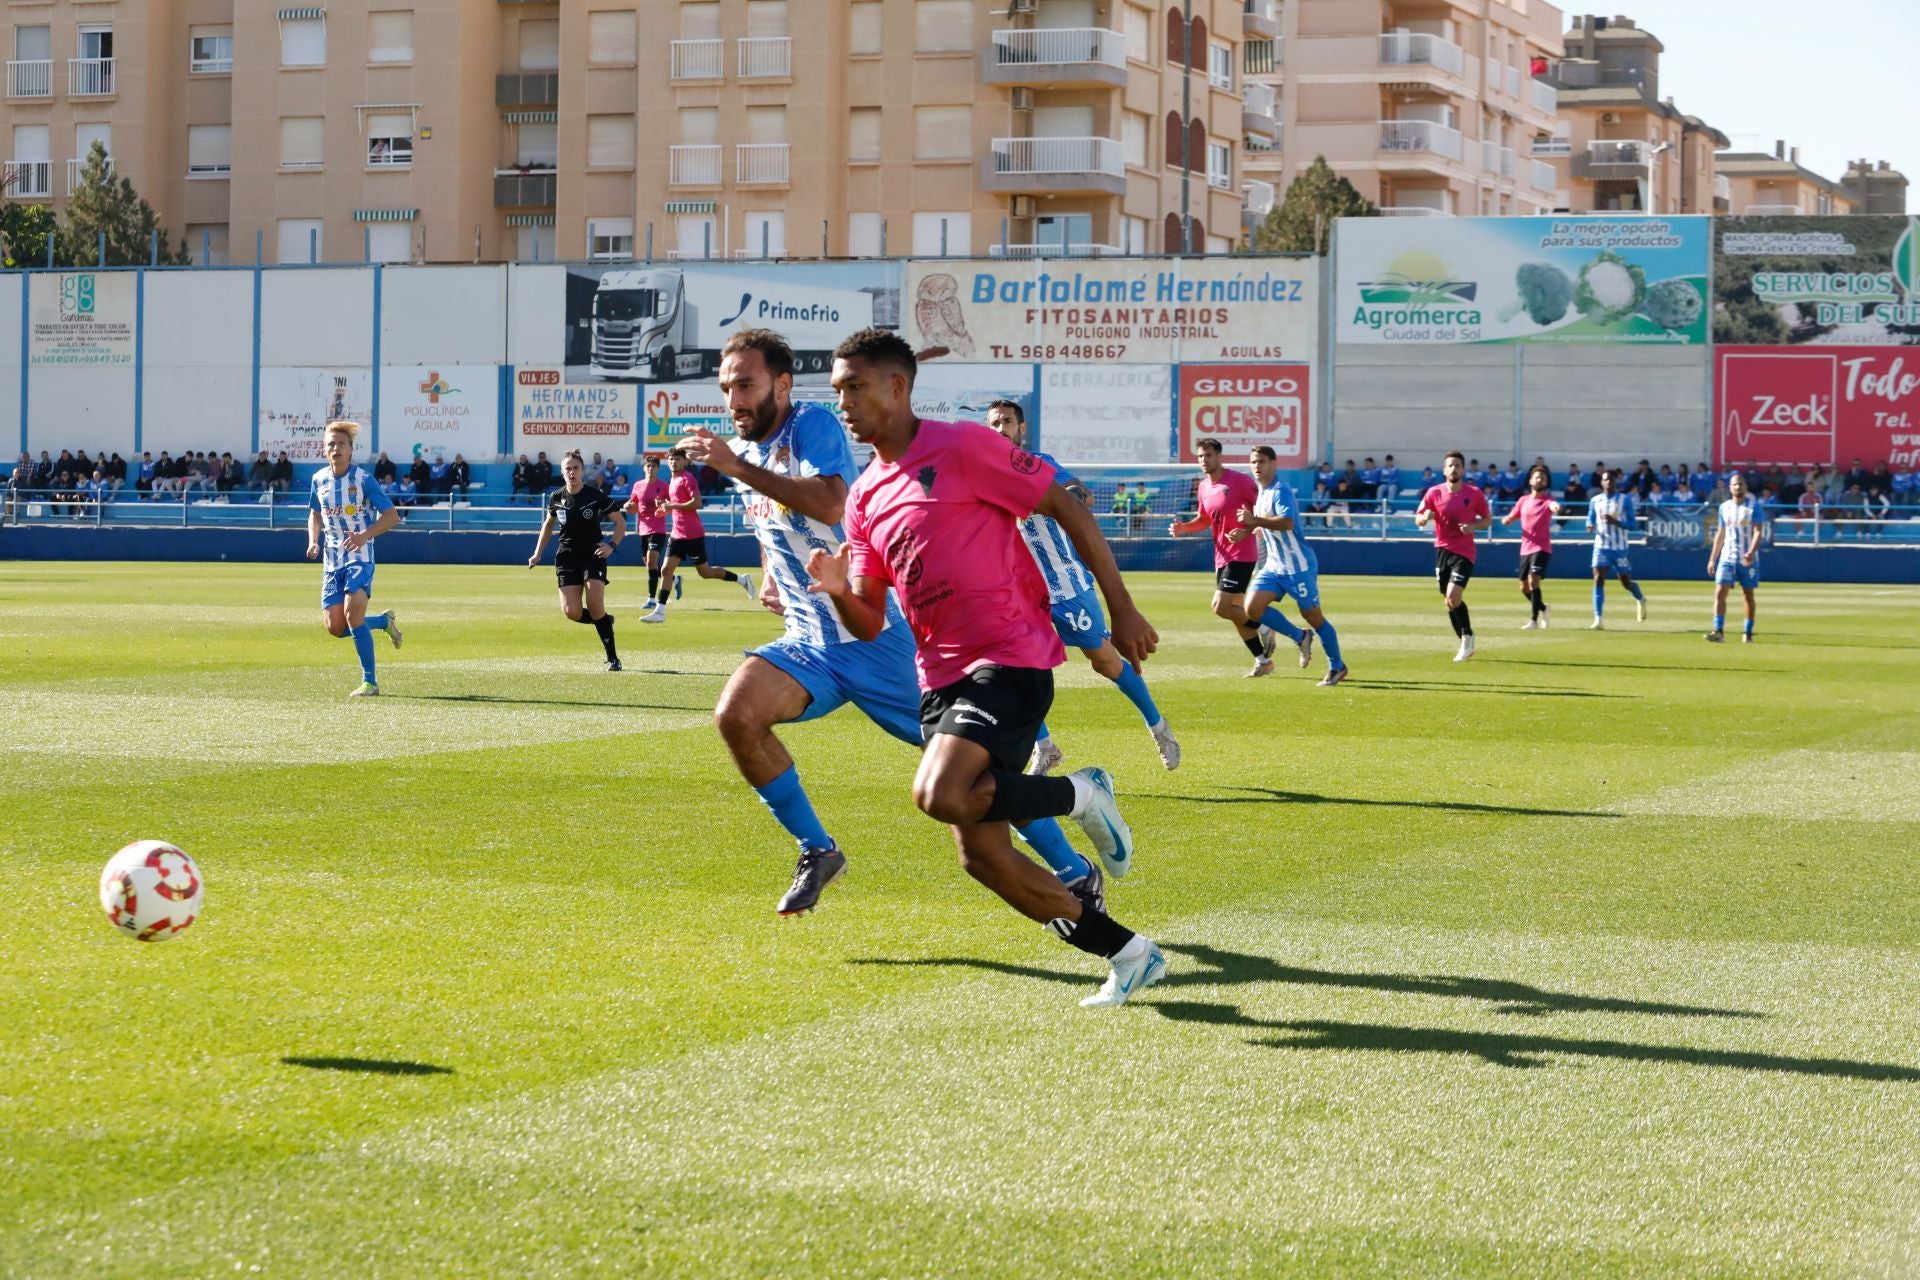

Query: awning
[503,111,558,124]
[353,209,418,222]
[277,7,325,19]
[664,201,716,214]
[505,215,555,227]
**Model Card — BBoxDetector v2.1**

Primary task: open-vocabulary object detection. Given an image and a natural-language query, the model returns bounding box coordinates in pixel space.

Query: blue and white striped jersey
[1716,496,1765,565]
[1587,491,1636,552]
[1254,480,1317,576]
[1015,451,1096,605]
[308,464,393,572]
[732,401,902,646]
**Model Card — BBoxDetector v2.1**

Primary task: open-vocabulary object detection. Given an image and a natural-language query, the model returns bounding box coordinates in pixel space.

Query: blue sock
[1315,620,1345,670]
[1626,581,1645,602]
[752,764,832,851]
[1257,606,1304,642]
[1593,584,1604,616]
[1108,664,1161,726]
[1035,718,1051,742]
[1744,616,1754,636]
[365,611,391,631]
[349,625,377,684]
[1014,817,1094,885]
[1713,613,1724,632]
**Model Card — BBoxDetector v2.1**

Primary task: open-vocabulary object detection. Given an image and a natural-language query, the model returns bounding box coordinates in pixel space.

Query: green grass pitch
[4,562,1919,1278]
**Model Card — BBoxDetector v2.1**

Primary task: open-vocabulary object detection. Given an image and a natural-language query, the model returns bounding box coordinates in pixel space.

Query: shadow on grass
[1354,680,1636,699]
[1481,658,1789,674]
[282,1056,453,1075]
[388,693,708,711]
[1135,785,1615,820]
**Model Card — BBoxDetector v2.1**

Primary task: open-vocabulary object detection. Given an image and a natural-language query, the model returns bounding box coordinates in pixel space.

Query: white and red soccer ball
[99,840,203,942]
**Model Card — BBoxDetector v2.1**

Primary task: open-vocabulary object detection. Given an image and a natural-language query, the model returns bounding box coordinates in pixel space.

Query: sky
[1564,0,1919,188]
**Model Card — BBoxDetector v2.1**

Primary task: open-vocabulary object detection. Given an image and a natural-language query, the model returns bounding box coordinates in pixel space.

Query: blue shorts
[321,561,375,609]
[1049,588,1110,651]
[751,619,923,747]
[1592,546,1633,574]
[1715,561,1759,590]
[1251,567,1321,610]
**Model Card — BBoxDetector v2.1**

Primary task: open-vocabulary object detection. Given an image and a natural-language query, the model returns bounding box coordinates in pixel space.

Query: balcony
[1574,138,1648,179]
[735,142,789,186]
[669,144,722,186]
[1242,178,1276,229]
[1530,137,1571,157]
[3,160,52,199]
[988,242,1127,259]
[1379,32,1464,79]
[1529,78,1556,115]
[1244,0,1279,39]
[1503,65,1522,98]
[1746,203,1805,216]
[68,57,113,97]
[67,155,111,193]
[737,36,790,79]
[1531,159,1557,192]
[6,59,51,98]
[1378,205,1450,216]
[984,136,1126,195]
[493,168,556,206]
[670,39,723,81]
[1242,82,1278,140]
[1379,119,1463,163]
[984,28,1126,87]
[496,72,559,107]
[1479,141,1516,181]
[1715,174,1732,203]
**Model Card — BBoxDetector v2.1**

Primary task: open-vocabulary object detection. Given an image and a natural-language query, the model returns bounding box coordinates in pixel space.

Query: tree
[1254,155,1377,255]
[0,202,57,268]
[56,142,191,267]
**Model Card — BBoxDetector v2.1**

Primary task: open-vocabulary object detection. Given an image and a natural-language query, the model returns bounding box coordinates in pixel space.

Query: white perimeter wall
[0,275,19,455]
[142,271,255,456]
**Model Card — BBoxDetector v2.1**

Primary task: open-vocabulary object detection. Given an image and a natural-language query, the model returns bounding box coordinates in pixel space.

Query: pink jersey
[1418,483,1491,560]
[845,419,1065,690]
[667,471,703,539]
[629,478,669,536]
[1512,492,1555,556]
[1199,468,1260,567]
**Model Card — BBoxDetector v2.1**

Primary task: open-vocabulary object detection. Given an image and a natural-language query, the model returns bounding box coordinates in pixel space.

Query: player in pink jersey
[1414,449,1493,661]
[622,454,675,608]
[807,328,1167,1009]
[642,447,753,623]
[1168,439,1303,677]
[1499,463,1562,629]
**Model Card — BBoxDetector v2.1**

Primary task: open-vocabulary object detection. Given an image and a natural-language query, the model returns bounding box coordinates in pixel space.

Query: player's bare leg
[715,657,847,914]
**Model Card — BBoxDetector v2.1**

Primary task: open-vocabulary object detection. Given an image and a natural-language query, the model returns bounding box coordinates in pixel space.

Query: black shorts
[920,665,1054,774]
[667,536,708,565]
[1517,551,1551,580]
[556,555,609,588]
[1435,549,1475,591]
[638,532,669,559]
[1215,560,1256,595]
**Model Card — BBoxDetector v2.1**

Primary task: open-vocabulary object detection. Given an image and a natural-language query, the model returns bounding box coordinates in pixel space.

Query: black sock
[647,569,660,598]
[1446,606,1462,637]
[720,569,738,583]
[572,612,596,625]
[1530,587,1544,618]
[594,614,617,661]
[1242,634,1266,658]
[982,771,1076,824]
[1456,603,1473,636]
[1046,905,1136,959]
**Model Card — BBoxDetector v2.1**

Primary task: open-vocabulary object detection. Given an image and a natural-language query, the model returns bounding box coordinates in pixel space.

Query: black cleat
[1065,861,1106,916]
[777,844,846,916]
[606,658,623,671]
[1704,631,1724,643]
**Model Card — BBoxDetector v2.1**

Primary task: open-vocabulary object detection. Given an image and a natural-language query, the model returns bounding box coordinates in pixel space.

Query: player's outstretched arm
[1237,502,1293,532]
[805,543,887,641]
[1037,482,1157,670]
[676,428,849,525]
[1167,512,1209,536]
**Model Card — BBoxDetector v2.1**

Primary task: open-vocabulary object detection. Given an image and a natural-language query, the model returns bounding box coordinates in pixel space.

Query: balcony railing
[1530,78,1556,114]
[68,57,113,97]
[493,168,556,207]
[1379,119,1463,162]
[1503,65,1522,98]
[1379,32,1464,77]
[669,144,722,186]
[1243,82,1277,117]
[6,59,52,98]
[737,36,790,78]
[1531,159,1556,192]
[1715,174,1732,201]
[1498,144,1516,180]
[1746,203,1804,216]
[670,39,723,81]
[1531,137,1571,157]
[1242,178,1277,218]
[991,136,1125,178]
[3,160,52,198]
[1378,205,1450,216]
[987,242,1127,259]
[991,27,1124,70]
[1244,0,1279,38]
[67,155,111,193]
[735,142,789,185]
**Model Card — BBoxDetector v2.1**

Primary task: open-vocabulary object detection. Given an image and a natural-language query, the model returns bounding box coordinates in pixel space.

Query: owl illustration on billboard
[914,274,976,357]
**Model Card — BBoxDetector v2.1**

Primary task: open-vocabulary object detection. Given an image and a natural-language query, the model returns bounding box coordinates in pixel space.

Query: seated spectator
[84,469,110,510]
[610,469,630,491]
[531,451,554,493]
[1695,462,1716,495]
[1670,477,1697,505]
[372,451,397,486]
[247,451,272,492]
[1586,461,1609,491]
[1328,473,1358,529]
[1628,459,1656,497]
[216,452,239,493]
[1360,457,1380,501]
[269,451,293,493]
[1891,465,1915,508]
[1657,464,1676,494]
[1109,487,1131,518]
[1130,482,1153,514]
[1647,482,1669,506]
[204,453,226,495]
[1869,460,1893,496]
[31,451,54,489]
[597,457,618,489]
[136,451,156,498]
[1862,485,1891,534]
[1796,487,1822,530]
[1466,459,1490,489]
[408,454,433,503]
[1419,465,1438,488]
[1706,477,1731,507]
[1378,455,1401,504]
[1314,462,1336,497]
[428,454,451,497]
[1844,457,1871,494]
[151,451,176,498]
[450,453,471,502]
[4,459,29,523]
[511,454,533,505]
[1561,472,1588,526]
[1338,459,1363,502]
[1497,462,1523,506]
[184,452,210,496]
[1835,484,1867,531]
[393,474,418,509]
[107,452,127,493]
[74,449,94,479]
[52,469,81,518]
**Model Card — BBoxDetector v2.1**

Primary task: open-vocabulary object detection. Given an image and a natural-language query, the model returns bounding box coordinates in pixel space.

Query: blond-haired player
[306,420,403,696]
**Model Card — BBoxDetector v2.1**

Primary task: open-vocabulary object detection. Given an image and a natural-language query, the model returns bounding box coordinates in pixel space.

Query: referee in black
[528,451,626,670]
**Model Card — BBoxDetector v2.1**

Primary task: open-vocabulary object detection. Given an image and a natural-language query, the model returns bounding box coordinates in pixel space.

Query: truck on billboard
[587,268,877,382]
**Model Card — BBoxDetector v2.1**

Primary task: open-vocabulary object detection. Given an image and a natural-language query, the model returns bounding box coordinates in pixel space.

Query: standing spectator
[428,453,451,498]
[511,453,533,505]
[372,450,397,486]
[408,453,432,504]
[269,451,293,493]
[4,458,29,523]
[449,453,471,503]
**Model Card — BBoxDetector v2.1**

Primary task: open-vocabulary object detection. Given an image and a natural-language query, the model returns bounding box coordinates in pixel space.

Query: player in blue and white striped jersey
[1705,470,1765,643]
[1584,468,1647,629]
[1231,446,1349,686]
[984,399,1180,774]
[305,420,403,697]
[677,330,1101,918]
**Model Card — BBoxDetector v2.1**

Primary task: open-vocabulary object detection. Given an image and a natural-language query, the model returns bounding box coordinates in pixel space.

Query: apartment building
[1,1,1248,265]
[1239,0,1567,228]
[1544,14,1726,216]
[1840,159,1908,216]
[1717,142,1855,217]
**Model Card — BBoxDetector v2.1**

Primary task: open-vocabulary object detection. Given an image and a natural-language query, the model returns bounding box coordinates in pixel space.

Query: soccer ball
[99,840,204,942]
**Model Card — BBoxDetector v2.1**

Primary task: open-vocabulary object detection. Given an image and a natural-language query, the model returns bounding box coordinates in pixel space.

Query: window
[1208,41,1232,89]
[1123,6,1149,62]
[1206,234,1230,254]
[189,26,232,73]
[278,218,323,264]
[1245,38,1273,76]
[516,120,557,167]
[915,0,972,53]
[187,124,231,176]
[1123,110,1148,168]
[514,223,555,262]
[848,107,881,163]
[74,122,111,166]
[678,107,718,144]
[280,116,324,168]
[365,221,411,263]
[745,1,788,36]
[279,16,325,67]
[12,123,48,160]
[913,106,969,160]
[674,214,715,257]
[15,25,50,61]
[586,115,634,169]
[681,4,720,39]
[848,212,882,257]
[587,11,636,64]
[742,211,785,258]
[745,105,787,144]
[1123,214,1149,254]
[588,216,634,261]
[517,19,559,71]
[912,212,969,255]
[1207,140,1231,188]
[368,11,413,64]
[850,2,882,55]
[365,112,413,167]
[185,223,229,265]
